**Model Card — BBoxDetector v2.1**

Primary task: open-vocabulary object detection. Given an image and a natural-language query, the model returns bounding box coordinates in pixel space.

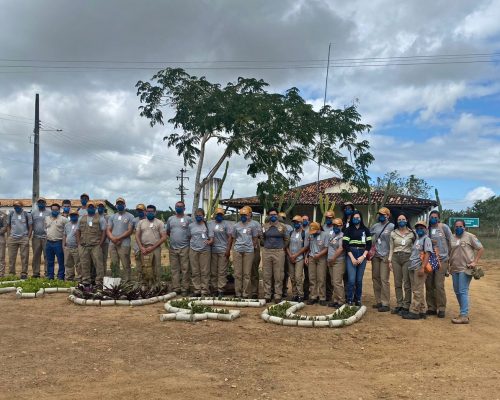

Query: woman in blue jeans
[343,210,372,306]
[449,219,484,324]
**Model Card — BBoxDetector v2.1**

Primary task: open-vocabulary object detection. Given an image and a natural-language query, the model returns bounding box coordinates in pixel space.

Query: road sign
[448,217,480,228]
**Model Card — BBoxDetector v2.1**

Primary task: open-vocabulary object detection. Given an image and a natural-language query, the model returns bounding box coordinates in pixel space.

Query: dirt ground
[1,260,499,400]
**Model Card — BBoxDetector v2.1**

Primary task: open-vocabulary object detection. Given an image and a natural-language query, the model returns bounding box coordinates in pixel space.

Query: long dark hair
[394,212,416,239]
[350,209,367,229]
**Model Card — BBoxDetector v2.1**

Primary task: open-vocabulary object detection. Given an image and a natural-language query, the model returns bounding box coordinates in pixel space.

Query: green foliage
[266,302,360,321]
[0,275,19,282]
[170,299,229,314]
[110,262,120,279]
[0,278,77,293]
[318,193,335,224]
[373,171,432,198]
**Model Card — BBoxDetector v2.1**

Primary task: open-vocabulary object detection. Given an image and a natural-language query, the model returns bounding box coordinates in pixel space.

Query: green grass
[477,236,500,260]
[0,277,77,293]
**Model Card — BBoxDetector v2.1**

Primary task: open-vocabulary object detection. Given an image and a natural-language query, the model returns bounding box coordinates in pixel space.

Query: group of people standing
[0,196,484,324]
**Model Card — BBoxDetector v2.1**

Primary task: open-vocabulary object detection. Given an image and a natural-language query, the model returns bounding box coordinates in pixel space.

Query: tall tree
[373,171,432,198]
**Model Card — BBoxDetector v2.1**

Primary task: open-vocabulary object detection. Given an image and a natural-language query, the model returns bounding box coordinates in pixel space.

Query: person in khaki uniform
[188,208,212,296]
[208,207,231,297]
[107,197,134,281]
[166,201,192,296]
[370,207,395,312]
[327,218,345,308]
[97,202,110,273]
[7,200,33,278]
[0,208,7,277]
[76,202,107,287]
[61,199,71,220]
[135,205,167,286]
[301,215,311,300]
[449,220,484,324]
[132,204,147,279]
[305,222,329,306]
[249,211,262,299]
[286,215,308,302]
[388,213,416,316]
[45,203,68,280]
[261,208,289,303]
[31,197,51,278]
[403,221,433,320]
[426,210,452,318]
[228,206,257,298]
[63,209,80,282]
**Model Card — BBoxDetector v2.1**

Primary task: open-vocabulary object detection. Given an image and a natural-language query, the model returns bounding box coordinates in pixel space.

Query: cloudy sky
[0,0,499,211]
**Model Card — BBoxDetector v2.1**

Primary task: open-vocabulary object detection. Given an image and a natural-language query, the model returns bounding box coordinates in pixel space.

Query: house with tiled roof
[220,177,438,223]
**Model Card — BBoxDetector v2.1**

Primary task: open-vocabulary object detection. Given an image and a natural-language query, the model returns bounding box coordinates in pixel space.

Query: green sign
[448,217,480,228]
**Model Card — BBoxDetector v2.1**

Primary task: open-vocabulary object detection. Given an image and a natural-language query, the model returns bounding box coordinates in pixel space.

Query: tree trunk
[191,134,209,215]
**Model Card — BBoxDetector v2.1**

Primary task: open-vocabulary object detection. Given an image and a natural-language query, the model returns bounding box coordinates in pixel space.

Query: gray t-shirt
[230,222,257,253]
[166,215,192,249]
[32,209,51,238]
[304,231,329,257]
[322,223,335,237]
[64,222,79,248]
[262,224,287,249]
[9,211,33,239]
[78,207,88,217]
[108,211,134,247]
[428,223,452,261]
[409,235,434,270]
[327,231,344,260]
[208,220,231,254]
[188,222,210,252]
[288,228,306,261]
[370,222,395,258]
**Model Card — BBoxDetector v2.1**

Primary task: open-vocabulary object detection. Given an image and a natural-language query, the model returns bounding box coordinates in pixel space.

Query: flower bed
[160,299,240,322]
[0,278,76,299]
[261,301,367,328]
[184,296,266,307]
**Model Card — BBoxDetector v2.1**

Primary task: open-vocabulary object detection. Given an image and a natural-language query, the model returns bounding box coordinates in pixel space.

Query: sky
[0,0,499,212]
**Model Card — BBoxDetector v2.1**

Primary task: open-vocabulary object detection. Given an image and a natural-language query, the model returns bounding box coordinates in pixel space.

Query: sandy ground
[1,260,499,400]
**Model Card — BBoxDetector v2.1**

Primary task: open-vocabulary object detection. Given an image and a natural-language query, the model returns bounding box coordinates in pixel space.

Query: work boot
[306,298,318,305]
[391,307,402,314]
[419,313,427,319]
[378,305,390,312]
[319,300,327,306]
[398,308,409,316]
[402,312,420,320]
[452,315,470,324]
[426,310,437,316]
[274,298,281,304]
[328,302,340,308]
[372,303,382,309]
[437,311,446,318]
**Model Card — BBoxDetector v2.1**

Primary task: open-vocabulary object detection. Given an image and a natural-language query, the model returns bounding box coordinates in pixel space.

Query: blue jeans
[46,240,65,280]
[452,272,472,316]
[346,248,367,303]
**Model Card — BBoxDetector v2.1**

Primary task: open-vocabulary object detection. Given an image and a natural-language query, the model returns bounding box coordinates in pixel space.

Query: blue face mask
[81,199,88,206]
[378,215,386,223]
[294,222,301,230]
[87,207,96,216]
[398,220,407,228]
[51,210,59,217]
[416,228,426,237]
[98,206,105,215]
[302,220,309,227]
[352,218,360,225]
[37,203,46,210]
[313,232,320,238]
[195,215,204,223]
[215,214,224,222]
[63,206,70,213]
[175,206,184,214]
[344,209,353,216]
[14,206,22,213]
[269,215,278,223]
[137,211,145,218]
[333,227,341,234]
[116,204,125,212]
[455,227,465,236]
[429,217,438,225]
[70,215,78,223]
[325,218,333,225]
[240,215,248,223]
[146,212,155,220]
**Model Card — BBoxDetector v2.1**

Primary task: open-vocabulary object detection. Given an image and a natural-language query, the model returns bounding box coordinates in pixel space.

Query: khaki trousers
[64,246,80,282]
[372,256,391,306]
[32,236,47,277]
[190,249,211,295]
[409,269,427,314]
[289,258,304,297]
[392,252,411,309]
[102,242,109,276]
[329,259,346,304]
[210,252,228,292]
[250,242,261,296]
[8,236,29,277]
[0,235,6,276]
[80,245,104,285]
[140,247,161,286]
[425,259,448,312]
[232,251,254,298]
[309,256,327,301]
[262,248,285,300]
[110,243,131,281]
[169,247,190,293]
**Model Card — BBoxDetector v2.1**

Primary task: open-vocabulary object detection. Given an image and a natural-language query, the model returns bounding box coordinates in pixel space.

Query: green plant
[318,193,335,224]
[0,278,77,293]
[0,275,20,282]
[110,262,120,278]
[435,188,443,216]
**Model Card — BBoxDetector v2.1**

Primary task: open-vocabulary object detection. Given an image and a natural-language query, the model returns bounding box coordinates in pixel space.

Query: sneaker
[306,298,318,305]
[452,315,469,324]
[378,305,390,312]
[372,303,382,309]
[426,310,437,316]
[437,311,446,318]
[319,300,327,306]
[391,307,402,314]
[402,312,421,320]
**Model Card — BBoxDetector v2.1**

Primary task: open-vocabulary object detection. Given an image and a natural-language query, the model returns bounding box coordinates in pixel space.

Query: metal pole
[32,93,40,209]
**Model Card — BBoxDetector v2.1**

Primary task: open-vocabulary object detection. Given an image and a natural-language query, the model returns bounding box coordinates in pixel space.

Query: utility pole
[32,93,40,209]
[176,168,189,203]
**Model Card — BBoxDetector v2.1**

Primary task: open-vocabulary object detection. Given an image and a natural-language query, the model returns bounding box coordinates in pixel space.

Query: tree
[373,171,432,198]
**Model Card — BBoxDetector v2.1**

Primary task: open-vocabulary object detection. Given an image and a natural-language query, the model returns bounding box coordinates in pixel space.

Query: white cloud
[465,186,495,202]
